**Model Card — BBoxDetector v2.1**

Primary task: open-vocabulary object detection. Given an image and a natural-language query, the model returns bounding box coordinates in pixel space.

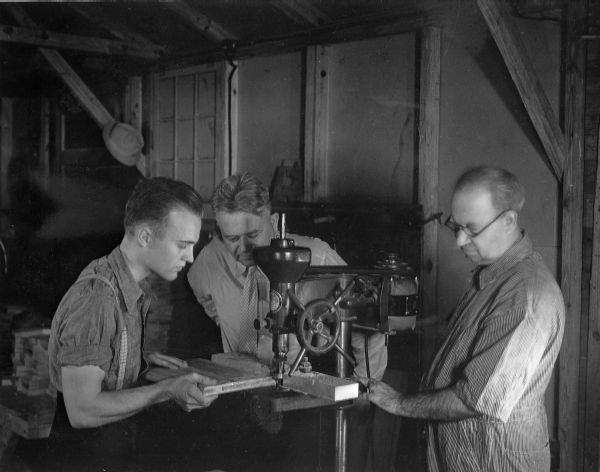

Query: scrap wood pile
[12,328,55,397]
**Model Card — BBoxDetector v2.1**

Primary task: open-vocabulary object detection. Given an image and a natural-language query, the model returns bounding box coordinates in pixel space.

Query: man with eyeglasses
[366,166,564,472]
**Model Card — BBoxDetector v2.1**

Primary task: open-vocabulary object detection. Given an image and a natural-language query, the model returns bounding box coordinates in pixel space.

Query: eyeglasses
[444,209,508,239]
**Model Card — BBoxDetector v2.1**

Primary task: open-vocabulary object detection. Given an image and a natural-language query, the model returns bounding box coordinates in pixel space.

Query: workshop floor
[8,396,426,472]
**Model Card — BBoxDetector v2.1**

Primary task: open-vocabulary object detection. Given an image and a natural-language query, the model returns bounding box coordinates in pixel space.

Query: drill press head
[253,226,311,386]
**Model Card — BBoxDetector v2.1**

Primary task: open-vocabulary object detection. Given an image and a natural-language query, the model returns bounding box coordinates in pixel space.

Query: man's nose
[239,236,253,253]
[455,229,470,247]
[183,245,194,263]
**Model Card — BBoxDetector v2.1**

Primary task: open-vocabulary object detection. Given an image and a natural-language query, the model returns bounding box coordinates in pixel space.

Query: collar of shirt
[107,247,146,313]
[473,231,532,290]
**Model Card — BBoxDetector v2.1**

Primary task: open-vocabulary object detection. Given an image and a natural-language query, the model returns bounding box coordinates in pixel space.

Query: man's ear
[138,226,152,247]
[270,212,279,235]
[505,210,519,231]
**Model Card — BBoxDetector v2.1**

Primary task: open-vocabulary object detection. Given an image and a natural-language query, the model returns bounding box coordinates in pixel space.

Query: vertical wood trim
[148,73,159,177]
[128,76,143,131]
[589,122,600,472]
[303,45,329,201]
[39,98,50,186]
[221,61,238,177]
[0,98,13,209]
[559,1,586,471]
[418,27,441,360]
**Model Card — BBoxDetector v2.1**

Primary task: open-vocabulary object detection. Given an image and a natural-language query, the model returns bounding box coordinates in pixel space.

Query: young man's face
[216,209,277,267]
[146,209,202,281]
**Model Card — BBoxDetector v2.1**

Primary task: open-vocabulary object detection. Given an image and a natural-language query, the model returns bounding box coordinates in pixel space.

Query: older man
[187,171,387,379]
[47,177,218,471]
[367,166,564,471]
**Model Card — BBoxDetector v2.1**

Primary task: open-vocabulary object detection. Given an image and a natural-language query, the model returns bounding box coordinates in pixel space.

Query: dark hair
[211,172,270,216]
[124,177,204,235]
[454,166,525,212]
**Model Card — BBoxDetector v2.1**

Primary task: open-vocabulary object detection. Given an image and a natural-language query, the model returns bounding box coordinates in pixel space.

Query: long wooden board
[211,353,359,402]
[143,357,275,396]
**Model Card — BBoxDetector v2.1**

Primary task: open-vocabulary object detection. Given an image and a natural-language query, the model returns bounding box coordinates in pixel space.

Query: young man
[367,166,565,472]
[47,177,218,471]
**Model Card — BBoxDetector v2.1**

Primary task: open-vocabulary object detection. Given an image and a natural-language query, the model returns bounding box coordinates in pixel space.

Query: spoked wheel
[295,299,341,355]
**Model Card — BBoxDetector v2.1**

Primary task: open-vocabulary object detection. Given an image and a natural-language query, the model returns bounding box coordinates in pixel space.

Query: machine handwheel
[296,299,341,355]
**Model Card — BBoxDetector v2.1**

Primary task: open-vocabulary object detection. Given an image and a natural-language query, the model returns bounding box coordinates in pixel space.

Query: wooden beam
[303,45,330,201]
[559,1,586,470]
[69,4,165,51]
[418,27,441,363]
[165,0,237,42]
[0,99,13,210]
[476,0,566,180]
[271,0,332,26]
[159,14,425,71]
[7,4,113,128]
[0,24,162,58]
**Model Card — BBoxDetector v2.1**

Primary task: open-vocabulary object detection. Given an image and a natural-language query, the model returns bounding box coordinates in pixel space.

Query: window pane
[197,71,216,116]
[157,162,173,178]
[177,74,195,118]
[159,78,174,119]
[177,119,194,159]
[195,161,215,201]
[158,122,174,161]
[176,161,194,187]
[197,118,215,159]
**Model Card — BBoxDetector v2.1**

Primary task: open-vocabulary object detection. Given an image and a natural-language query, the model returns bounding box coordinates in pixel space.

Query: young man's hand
[146,352,188,369]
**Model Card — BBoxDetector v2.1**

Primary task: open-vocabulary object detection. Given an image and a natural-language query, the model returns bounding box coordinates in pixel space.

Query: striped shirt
[423,234,564,471]
[49,247,152,392]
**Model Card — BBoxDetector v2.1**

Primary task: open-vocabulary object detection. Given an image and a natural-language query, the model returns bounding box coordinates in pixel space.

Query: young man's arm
[61,365,217,428]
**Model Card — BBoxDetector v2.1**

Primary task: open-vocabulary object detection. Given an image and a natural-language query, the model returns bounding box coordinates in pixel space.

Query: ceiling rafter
[477,0,566,179]
[271,0,333,26]
[68,4,166,52]
[0,24,162,59]
[165,0,237,43]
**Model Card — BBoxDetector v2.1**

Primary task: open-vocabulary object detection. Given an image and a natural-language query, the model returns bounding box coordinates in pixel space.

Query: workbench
[0,386,56,467]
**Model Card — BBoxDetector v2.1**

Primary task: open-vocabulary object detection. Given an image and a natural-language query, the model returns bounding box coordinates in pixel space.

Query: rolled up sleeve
[56,290,118,374]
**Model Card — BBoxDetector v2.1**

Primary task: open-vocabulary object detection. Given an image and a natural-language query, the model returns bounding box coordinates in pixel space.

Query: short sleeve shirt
[423,234,565,471]
[49,247,151,392]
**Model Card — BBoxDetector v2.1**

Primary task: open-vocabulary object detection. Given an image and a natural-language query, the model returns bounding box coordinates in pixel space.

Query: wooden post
[418,27,441,363]
[303,45,330,201]
[559,0,586,471]
[39,98,50,185]
[0,98,13,211]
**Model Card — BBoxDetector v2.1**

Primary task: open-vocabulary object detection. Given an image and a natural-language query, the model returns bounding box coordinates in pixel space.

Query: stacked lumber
[11,329,54,397]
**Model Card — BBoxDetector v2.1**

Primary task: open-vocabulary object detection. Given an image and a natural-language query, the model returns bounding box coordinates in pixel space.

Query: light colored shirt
[423,234,564,472]
[187,233,387,379]
[49,247,151,392]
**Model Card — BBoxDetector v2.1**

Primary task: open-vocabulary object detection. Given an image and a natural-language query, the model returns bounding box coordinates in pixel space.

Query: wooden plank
[559,1,586,471]
[0,387,56,439]
[303,45,329,201]
[143,357,275,395]
[165,1,237,42]
[0,98,12,210]
[6,4,114,128]
[588,121,600,472]
[418,26,441,364]
[271,0,332,26]
[476,0,566,179]
[0,24,162,58]
[285,372,359,402]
